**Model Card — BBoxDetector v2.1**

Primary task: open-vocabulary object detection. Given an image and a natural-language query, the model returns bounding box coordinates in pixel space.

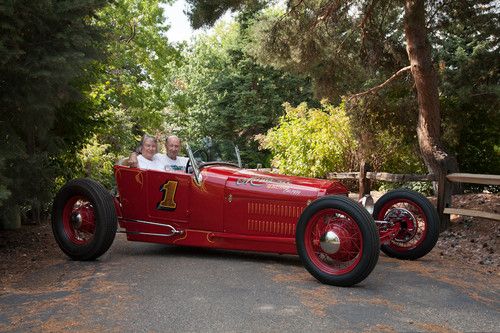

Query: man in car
[128,135,188,172]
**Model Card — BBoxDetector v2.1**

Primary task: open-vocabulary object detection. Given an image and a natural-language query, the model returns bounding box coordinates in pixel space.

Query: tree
[186,0,252,29]
[261,101,358,177]
[432,0,499,176]
[168,19,317,166]
[403,0,458,181]
[0,0,108,223]
[185,0,500,180]
[0,0,183,225]
[71,0,182,186]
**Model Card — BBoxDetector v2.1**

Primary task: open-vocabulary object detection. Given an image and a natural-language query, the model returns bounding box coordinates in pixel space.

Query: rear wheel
[374,189,439,260]
[51,178,117,260]
[296,196,379,287]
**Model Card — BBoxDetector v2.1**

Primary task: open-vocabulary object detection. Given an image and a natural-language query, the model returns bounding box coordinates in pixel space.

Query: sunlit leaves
[261,101,357,177]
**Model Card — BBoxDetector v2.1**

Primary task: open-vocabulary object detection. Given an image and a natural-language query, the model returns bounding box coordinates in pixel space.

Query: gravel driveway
[1,234,499,332]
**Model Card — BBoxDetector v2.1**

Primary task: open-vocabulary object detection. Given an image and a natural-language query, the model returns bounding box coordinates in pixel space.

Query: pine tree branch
[348,65,412,100]
[359,0,378,53]
[359,0,378,32]
[286,0,305,15]
[311,1,342,29]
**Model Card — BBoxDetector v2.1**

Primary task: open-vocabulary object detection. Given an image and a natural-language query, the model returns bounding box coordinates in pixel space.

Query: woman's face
[141,138,157,160]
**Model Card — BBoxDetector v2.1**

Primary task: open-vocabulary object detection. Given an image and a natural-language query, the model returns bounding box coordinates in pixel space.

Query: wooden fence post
[359,161,371,199]
[437,163,452,232]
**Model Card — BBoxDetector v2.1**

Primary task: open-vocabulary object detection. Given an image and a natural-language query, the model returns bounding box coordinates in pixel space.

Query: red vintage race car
[51,140,439,287]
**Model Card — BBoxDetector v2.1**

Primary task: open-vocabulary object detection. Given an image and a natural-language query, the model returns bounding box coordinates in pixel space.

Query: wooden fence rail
[441,173,500,225]
[326,165,500,232]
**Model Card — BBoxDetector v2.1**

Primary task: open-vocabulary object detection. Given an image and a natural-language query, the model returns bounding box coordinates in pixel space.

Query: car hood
[204,166,348,200]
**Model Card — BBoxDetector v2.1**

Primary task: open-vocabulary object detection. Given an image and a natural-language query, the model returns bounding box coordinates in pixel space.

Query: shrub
[260,101,357,178]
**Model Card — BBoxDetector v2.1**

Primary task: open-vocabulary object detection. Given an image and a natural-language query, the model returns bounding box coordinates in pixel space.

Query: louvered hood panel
[217,166,349,236]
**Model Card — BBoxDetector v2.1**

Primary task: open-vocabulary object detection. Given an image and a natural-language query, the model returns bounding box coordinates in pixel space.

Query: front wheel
[51,178,117,261]
[296,196,379,287]
[374,189,439,260]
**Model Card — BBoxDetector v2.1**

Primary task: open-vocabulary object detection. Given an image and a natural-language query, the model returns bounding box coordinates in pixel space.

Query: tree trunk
[403,0,458,187]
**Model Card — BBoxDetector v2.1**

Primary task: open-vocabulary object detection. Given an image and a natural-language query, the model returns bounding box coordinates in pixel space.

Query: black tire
[51,178,117,261]
[296,196,379,287]
[374,189,439,260]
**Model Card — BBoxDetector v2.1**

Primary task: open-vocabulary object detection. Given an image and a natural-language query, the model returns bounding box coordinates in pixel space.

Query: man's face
[166,137,181,159]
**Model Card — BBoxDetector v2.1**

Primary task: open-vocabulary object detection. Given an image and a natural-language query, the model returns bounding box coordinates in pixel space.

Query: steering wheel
[186,148,209,173]
[193,148,209,162]
[185,158,192,173]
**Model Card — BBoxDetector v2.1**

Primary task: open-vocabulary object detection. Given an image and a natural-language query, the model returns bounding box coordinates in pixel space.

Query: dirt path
[1,193,498,282]
[0,193,498,332]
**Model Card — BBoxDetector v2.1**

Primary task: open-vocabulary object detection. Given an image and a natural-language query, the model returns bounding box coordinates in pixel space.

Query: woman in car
[134,134,166,171]
[128,135,188,172]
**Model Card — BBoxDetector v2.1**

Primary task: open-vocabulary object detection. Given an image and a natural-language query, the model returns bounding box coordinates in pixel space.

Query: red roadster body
[114,165,349,254]
[51,142,440,287]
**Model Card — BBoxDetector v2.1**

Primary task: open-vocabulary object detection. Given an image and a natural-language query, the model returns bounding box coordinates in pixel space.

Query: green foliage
[261,101,357,178]
[186,0,499,179]
[378,181,434,196]
[77,136,119,189]
[346,85,425,174]
[0,0,182,221]
[262,99,427,178]
[169,20,317,167]
[371,130,426,174]
[434,1,500,175]
[0,0,107,217]
[89,0,180,131]
[186,1,426,173]
[72,0,181,185]
[186,0,255,29]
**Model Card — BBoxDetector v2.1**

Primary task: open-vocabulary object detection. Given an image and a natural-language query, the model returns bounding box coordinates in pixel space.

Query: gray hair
[165,135,181,144]
[137,134,158,154]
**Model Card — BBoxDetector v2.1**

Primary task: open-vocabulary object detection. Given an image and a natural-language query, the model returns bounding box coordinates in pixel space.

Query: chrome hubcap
[71,212,82,229]
[320,230,341,254]
[385,208,417,242]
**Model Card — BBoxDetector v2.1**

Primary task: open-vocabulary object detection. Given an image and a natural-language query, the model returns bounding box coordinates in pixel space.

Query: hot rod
[51,141,439,286]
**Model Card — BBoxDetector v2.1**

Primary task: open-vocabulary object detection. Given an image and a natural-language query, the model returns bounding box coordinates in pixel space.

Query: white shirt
[159,155,189,172]
[137,154,167,171]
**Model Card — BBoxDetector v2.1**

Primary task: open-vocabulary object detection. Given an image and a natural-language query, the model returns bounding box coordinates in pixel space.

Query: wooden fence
[326,163,500,232]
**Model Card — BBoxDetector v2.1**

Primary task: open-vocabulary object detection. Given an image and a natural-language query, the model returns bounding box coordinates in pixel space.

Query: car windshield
[187,138,241,168]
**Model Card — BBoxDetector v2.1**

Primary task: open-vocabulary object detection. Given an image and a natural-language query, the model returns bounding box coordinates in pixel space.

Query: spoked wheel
[62,196,96,245]
[374,189,439,260]
[52,178,117,261]
[296,196,379,287]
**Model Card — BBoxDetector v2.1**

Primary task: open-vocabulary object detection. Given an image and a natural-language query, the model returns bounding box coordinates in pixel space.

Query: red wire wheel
[52,178,117,261]
[374,189,439,260]
[304,209,363,275]
[297,196,379,287]
[61,196,96,245]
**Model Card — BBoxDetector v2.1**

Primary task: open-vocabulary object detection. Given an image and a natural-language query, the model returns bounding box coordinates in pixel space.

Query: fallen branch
[348,65,412,100]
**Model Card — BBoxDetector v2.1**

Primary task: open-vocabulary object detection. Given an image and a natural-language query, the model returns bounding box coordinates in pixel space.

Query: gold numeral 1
[158,181,178,210]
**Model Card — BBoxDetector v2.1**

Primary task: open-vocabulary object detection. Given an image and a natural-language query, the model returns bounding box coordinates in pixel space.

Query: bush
[260,101,357,178]
[378,181,434,196]
[77,136,119,189]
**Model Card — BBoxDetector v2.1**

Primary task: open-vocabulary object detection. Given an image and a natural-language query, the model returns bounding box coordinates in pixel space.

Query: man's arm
[128,152,139,168]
